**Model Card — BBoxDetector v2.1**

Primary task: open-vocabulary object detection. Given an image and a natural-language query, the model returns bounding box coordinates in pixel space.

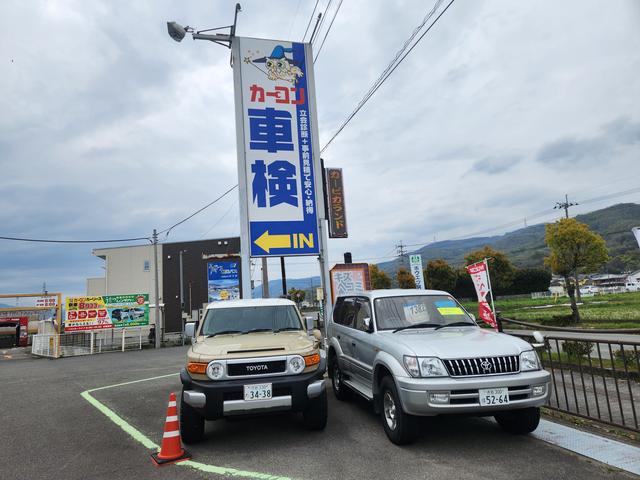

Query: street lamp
[167,3,241,48]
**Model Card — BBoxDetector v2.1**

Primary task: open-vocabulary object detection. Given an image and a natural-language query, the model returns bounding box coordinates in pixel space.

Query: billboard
[329,263,372,303]
[65,294,149,331]
[234,37,322,257]
[207,261,240,302]
[326,167,348,238]
[409,254,425,290]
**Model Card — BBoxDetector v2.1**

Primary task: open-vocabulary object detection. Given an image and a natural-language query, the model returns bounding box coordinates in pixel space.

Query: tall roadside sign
[231,37,330,309]
[326,167,348,238]
[409,254,425,290]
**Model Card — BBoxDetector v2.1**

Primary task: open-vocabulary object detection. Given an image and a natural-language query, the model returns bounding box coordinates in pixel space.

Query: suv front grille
[443,356,519,377]
[227,360,287,377]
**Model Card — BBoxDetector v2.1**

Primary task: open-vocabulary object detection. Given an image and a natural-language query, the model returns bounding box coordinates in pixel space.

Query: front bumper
[395,369,551,416]
[180,357,326,420]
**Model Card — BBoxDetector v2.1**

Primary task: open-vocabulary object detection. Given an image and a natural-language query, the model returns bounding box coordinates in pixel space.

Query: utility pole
[261,257,269,298]
[280,257,287,298]
[396,241,407,266]
[179,249,187,345]
[153,229,161,349]
[554,194,581,301]
[554,194,578,219]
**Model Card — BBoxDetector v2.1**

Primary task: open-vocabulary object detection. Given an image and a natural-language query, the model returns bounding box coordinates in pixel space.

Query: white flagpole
[484,258,499,331]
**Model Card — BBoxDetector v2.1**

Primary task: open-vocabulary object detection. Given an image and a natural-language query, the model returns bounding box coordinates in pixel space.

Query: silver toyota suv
[327,289,551,444]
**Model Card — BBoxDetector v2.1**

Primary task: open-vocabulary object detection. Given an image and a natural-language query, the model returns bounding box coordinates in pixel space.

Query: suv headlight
[289,355,305,374]
[520,350,540,371]
[206,361,224,380]
[403,356,448,377]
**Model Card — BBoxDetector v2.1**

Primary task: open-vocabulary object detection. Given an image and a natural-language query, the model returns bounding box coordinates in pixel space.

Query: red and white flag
[466,260,497,330]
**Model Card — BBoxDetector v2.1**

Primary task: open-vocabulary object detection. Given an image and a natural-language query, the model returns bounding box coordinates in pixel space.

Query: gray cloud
[470,155,521,174]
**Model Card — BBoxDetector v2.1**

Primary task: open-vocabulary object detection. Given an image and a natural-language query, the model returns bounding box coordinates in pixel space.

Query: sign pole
[153,229,161,348]
[231,38,252,300]
[484,258,500,332]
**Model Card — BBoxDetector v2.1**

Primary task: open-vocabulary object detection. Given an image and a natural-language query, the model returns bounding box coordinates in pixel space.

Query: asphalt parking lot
[1,347,636,480]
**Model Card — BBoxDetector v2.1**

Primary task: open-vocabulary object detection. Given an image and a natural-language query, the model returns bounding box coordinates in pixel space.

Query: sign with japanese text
[64,294,149,331]
[409,254,425,290]
[329,263,371,304]
[234,37,321,257]
[207,261,240,302]
[326,167,348,238]
[466,260,497,329]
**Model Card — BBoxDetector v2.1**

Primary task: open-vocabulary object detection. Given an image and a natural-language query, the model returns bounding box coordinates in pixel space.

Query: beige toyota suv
[180,298,327,443]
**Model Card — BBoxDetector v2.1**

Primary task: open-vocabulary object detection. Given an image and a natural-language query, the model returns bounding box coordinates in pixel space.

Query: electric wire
[314,0,344,63]
[302,0,321,41]
[158,184,238,238]
[0,235,151,244]
[321,0,455,154]
[311,0,333,46]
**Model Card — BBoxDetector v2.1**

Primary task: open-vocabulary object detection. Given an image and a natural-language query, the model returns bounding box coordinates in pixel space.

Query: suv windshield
[374,295,475,331]
[201,305,303,336]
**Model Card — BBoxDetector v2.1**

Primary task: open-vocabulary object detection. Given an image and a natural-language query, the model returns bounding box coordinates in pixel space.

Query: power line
[287,0,304,39]
[159,184,238,238]
[321,0,455,153]
[0,235,150,244]
[314,0,344,63]
[302,0,320,41]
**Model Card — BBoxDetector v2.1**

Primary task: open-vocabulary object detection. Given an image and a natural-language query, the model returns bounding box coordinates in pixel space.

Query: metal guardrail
[509,331,640,433]
[502,317,640,334]
[32,328,145,358]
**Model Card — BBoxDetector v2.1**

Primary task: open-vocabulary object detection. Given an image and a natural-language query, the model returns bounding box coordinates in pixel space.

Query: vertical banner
[329,263,371,303]
[235,38,322,257]
[633,227,640,249]
[466,260,497,329]
[207,261,240,302]
[326,167,348,238]
[409,254,425,290]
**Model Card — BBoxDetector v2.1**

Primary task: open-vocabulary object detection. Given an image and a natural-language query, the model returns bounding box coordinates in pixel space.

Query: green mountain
[378,203,640,274]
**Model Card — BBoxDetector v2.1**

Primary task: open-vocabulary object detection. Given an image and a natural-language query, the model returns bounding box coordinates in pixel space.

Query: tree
[545,218,609,323]
[510,268,552,295]
[287,288,305,305]
[464,246,515,294]
[424,259,457,292]
[396,268,416,289]
[370,264,392,289]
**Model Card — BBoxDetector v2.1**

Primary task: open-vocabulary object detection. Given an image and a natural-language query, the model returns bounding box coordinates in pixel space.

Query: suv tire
[302,389,328,430]
[495,407,540,434]
[330,356,351,401]
[180,392,205,444]
[380,376,418,445]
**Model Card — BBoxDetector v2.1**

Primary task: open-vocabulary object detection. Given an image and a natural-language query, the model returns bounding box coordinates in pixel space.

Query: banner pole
[484,258,500,332]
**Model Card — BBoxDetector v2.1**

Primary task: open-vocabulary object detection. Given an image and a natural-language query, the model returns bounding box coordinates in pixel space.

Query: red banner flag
[466,260,497,330]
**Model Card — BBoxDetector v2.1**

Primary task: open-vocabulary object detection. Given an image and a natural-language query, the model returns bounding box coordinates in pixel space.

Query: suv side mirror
[184,322,196,338]
[363,317,373,333]
[531,331,545,349]
[305,316,315,334]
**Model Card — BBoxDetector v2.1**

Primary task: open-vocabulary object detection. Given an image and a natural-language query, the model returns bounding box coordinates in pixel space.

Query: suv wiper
[434,322,475,330]
[393,322,440,333]
[242,328,273,334]
[273,327,302,333]
[207,330,242,337]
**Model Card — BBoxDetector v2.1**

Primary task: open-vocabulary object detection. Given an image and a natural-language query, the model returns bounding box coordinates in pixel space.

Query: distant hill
[377,202,640,274]
[253,276,321,298]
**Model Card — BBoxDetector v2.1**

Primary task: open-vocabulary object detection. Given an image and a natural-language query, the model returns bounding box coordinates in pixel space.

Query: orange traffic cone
[151,392,191,466]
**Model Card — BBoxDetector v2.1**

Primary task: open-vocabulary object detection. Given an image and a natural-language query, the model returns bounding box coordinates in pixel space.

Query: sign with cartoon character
[234,38,322,257]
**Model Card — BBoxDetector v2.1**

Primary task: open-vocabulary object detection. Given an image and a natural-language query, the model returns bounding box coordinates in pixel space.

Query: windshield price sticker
[479,387,509,406]
[244,383,273,401]
[403,302,429,324]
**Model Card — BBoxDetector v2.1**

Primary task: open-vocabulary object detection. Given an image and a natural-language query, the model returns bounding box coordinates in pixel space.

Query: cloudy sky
[1,0,639,297]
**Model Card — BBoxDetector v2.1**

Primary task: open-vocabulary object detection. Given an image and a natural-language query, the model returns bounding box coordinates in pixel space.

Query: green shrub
[540,315,575,327]
[614,349,640,368]
[562,341,594,358]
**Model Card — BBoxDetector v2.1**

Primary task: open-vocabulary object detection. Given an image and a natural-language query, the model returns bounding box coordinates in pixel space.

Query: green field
[461,291,640,329]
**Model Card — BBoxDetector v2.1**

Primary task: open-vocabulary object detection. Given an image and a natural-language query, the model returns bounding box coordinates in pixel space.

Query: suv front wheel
[379,377,418,445]
[495,407,540,434]
[330,356,351,401]
[180,391,205,444]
